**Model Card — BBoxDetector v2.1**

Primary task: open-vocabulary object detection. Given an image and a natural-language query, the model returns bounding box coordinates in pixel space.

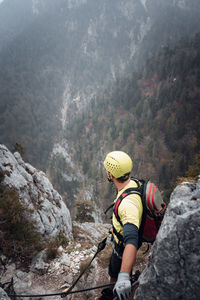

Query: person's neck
[114,178,131,192]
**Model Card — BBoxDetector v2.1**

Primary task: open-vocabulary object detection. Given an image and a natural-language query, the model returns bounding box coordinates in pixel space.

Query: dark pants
[108,242,124,279]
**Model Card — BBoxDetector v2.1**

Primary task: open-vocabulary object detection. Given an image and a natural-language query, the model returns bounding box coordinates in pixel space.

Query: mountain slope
[0,0,34,50]
[62,33,200,208]
[1,0,200,170]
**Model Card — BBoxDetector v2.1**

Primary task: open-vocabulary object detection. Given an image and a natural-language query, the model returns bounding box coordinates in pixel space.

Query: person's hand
[113,272,131,300]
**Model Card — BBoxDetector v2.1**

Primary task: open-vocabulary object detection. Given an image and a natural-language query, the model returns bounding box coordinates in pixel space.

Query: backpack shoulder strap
[104,185,141,216]
[113,187,142,226]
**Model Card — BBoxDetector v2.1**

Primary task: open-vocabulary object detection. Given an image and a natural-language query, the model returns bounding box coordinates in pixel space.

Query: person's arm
[120,243,137,273]
[113,223,138,299]
[120,222,138,273]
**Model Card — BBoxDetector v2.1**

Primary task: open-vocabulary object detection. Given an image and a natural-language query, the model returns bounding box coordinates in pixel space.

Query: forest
[63,33,200,204]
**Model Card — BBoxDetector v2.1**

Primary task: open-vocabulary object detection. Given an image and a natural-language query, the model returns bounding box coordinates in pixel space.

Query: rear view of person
[97,151,143,300]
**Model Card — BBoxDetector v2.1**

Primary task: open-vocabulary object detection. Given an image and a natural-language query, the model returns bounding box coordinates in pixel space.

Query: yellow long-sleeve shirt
[112,179,143,244]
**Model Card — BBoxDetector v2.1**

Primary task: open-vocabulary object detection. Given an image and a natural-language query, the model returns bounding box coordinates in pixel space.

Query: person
[97,151,143,300]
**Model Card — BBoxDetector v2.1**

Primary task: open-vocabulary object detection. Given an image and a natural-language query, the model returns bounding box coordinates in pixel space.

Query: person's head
[104,151,132,183]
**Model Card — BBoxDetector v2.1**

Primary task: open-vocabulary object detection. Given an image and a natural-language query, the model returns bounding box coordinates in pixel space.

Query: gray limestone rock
[30,250,50,274]
[134,177,200,300]
[13,270,32,295]
[0,144,72,239]
[0,288,10,300]
[0,263,16,285]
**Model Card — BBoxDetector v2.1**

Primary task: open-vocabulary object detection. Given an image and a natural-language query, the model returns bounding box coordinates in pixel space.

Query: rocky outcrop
[48,139,103,223]
[135,176,200,300]
[0,144,72,239]
[0,288,10,300]
[0,222,112,300]
[1,145,199,299]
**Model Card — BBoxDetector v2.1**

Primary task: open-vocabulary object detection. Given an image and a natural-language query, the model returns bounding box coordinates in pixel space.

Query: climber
[97,151,143,300]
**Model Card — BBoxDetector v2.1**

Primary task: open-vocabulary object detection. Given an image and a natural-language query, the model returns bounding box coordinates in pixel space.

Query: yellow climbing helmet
[104,151,133,178]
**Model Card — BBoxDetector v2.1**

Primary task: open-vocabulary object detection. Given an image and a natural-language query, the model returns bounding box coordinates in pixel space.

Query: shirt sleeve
[123,223,139,249]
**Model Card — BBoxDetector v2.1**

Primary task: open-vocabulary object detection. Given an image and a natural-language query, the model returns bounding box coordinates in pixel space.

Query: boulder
[0,288,10,300]
[0,263,16,285]
[13,270,32,295]
[30,250,50,274]
[0,144,72,239]
[135,176,200,300]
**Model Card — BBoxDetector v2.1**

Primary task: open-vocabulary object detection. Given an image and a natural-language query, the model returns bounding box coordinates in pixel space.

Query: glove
[113,272,131,300]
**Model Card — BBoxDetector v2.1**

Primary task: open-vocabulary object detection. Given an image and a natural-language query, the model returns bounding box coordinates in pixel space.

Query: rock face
[0,144,72,239]
[0,288,10,300]
[1,148,199,300]
[135,177,200,300]
[48,139,103,223]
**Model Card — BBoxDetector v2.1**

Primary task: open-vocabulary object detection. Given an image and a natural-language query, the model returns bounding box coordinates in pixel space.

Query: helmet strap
[106,172,113,182]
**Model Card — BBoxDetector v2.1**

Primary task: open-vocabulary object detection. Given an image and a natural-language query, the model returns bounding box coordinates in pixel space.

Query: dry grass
[97,243,113,269]
[176,176,197,185]
[79,257,95,276]
[72,224,94,249]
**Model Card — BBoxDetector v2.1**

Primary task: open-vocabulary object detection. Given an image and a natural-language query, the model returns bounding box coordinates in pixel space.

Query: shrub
[177,152,200,184]
[0,172,69,265]
[185,152,200,181]
[45,232,69,261]
[56,232,69,247]
[0,185,43,264]
[12,142,26,158]
[74,201,95,223]
[46,245,59,261]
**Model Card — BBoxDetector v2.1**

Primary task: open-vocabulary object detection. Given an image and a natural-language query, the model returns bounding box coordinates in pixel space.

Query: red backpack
[111,178,166,247]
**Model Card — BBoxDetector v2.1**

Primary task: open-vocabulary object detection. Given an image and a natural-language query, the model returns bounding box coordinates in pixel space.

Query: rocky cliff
[0,144,199,299]
[135,176,200,299]
[0,144,72,239]
[1,0,200,171]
